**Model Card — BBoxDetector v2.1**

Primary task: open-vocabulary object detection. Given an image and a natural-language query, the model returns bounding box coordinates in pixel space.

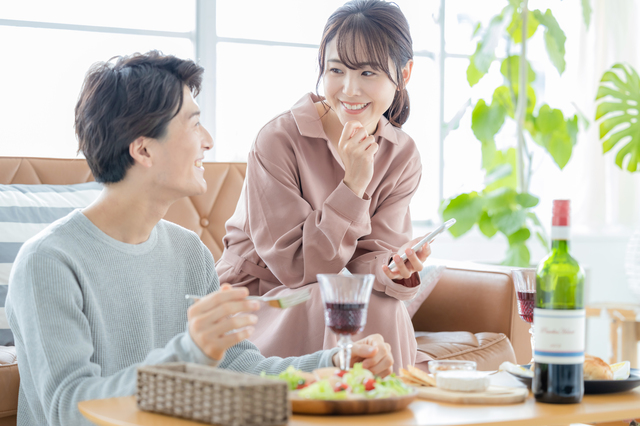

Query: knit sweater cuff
[185,331,221,367]
[320,347,341,368]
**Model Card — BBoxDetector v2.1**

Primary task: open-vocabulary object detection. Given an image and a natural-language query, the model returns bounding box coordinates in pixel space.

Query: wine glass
[512,268,537,363]
[317,273,374,371]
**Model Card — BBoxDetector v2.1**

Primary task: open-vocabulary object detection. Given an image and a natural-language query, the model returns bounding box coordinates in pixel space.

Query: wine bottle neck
[551,225,570,242]
[551,239,569,252]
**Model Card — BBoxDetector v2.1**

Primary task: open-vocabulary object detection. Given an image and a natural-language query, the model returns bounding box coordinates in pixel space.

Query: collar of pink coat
[290,92,399,145]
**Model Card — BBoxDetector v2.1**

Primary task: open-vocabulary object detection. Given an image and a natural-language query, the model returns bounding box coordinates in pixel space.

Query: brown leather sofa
[0,157,530,426]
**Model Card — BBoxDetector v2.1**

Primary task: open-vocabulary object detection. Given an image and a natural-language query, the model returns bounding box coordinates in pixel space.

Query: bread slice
[584,355,613,380]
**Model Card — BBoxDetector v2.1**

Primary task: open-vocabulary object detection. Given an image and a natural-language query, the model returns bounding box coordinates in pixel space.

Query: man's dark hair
[75,50,204,183]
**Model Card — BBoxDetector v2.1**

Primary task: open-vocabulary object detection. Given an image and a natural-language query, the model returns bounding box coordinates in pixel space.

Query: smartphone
[387,218,456,270]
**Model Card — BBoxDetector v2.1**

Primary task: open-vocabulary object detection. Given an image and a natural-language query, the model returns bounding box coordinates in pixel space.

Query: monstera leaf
[595,63,640,172]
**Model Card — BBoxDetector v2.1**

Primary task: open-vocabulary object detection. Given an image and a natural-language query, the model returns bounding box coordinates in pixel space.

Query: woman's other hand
[332,333,394,377]
[338,120,378,198]
[382,237,431,281]
[187,284,260,361]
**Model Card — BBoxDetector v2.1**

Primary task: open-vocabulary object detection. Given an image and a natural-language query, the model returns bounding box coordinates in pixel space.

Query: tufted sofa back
[0,157,246,260]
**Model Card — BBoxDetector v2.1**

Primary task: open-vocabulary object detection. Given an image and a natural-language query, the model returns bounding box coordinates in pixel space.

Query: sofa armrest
[411,260,531,365]
[0,346,18,421]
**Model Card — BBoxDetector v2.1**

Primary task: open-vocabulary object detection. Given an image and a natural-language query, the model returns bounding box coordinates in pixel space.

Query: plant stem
[515,0,529,193]
[506,39,517,110]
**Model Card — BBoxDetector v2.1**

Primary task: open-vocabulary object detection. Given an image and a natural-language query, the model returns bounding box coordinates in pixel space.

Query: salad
[262,363,413,400]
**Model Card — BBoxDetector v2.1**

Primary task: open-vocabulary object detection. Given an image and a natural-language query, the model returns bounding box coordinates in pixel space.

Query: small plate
[507,365,640,395]
[289,389,418,415]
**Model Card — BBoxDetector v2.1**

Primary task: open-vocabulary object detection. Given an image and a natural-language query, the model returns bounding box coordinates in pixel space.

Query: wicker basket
[136,363,290,426]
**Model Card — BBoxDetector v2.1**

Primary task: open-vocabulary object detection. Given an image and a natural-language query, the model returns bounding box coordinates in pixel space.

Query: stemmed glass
[512,268,537,363]
[317,274,374,371]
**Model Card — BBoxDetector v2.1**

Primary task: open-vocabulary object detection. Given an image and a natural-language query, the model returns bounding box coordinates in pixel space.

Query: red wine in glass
[516,291,535,323]
[325,302,366,335]
[317,273,374,371]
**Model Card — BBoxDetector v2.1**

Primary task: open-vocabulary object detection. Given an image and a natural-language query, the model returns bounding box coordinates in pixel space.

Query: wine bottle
[532,199,585,404]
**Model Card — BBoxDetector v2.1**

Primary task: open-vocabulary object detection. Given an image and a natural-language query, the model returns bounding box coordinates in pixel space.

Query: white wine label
[551,226,571,240]
[533,308,585,364]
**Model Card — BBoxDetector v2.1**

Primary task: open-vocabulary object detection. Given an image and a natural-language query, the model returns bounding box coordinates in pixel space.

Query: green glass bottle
[532,199,585,404]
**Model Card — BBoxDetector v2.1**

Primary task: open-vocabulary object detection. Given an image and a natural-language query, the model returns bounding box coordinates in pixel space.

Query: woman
[216,0,431,371]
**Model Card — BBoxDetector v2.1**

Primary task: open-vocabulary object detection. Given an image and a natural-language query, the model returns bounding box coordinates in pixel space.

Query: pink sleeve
[345,157,423,301]
[245,149,372,288]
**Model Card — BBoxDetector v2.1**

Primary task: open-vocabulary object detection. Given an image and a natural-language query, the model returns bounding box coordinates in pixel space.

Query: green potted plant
[440,0,591,267]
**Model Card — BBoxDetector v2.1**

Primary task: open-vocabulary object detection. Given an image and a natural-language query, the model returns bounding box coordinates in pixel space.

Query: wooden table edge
[78,395,640,426]
[79,397,209,426]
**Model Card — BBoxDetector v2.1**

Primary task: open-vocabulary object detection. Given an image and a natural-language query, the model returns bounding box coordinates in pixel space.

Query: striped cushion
[0,182,102,345]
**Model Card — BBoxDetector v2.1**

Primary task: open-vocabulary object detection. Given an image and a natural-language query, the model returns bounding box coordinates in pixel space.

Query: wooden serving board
[415,385,528,405]
[290,390,417,415]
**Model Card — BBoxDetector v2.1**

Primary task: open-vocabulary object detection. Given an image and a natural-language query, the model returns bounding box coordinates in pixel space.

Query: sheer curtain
[570,0,640,233]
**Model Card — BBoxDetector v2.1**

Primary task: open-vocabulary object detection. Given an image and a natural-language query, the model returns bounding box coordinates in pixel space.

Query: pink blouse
[218,93,423,300]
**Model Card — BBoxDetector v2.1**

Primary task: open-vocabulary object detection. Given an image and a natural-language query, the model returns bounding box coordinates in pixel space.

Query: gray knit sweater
[5,210,336,426]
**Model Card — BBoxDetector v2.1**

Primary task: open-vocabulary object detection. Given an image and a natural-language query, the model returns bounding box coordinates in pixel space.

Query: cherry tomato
[335,370,347,378]
[333,382,349,392]
[364,378,376,391]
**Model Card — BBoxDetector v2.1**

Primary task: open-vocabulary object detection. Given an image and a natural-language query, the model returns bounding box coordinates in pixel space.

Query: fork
[185,288,311,309]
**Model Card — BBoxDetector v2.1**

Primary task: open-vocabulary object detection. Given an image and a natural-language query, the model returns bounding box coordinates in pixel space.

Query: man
[5,51,393,426]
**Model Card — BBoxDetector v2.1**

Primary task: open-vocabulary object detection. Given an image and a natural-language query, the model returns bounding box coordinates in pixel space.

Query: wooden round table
[79,390,640,426]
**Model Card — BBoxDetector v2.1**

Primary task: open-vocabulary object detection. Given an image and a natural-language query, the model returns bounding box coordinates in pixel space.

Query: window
[0,0,195,159]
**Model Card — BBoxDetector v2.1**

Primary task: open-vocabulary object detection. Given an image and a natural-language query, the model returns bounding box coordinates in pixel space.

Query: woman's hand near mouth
[338,120,378,198]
